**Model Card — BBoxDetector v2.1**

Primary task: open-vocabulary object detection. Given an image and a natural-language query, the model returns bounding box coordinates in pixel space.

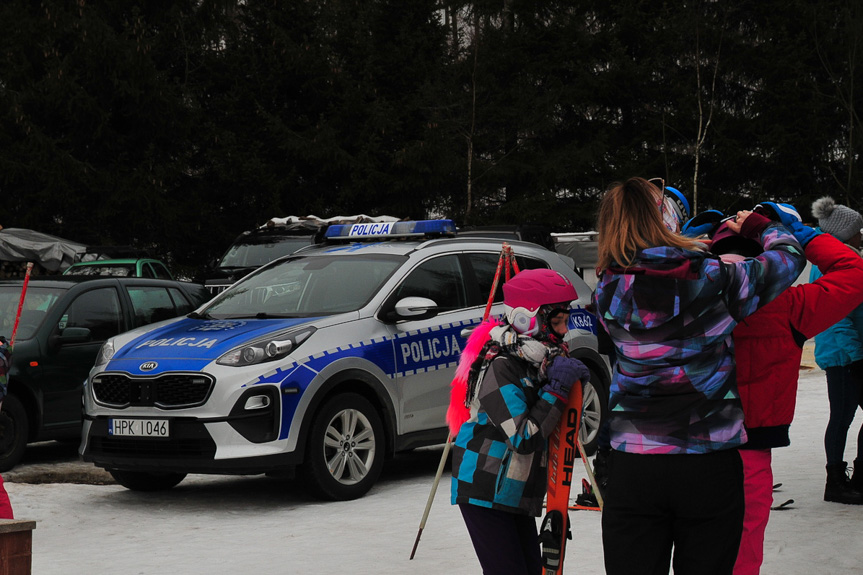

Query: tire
[109,469,187,491]
[579,369,608,457]
[301,393,385,501]
[0,395,29,472]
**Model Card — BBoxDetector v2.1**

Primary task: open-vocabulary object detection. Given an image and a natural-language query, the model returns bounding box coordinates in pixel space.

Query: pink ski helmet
[502,269,578,336]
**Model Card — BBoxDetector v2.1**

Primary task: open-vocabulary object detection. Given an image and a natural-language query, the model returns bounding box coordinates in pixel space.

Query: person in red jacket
[0,337,14,519]
[707,202,863,575]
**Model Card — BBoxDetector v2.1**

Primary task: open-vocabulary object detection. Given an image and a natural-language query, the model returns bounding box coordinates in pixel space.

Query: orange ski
[540,380,583,575]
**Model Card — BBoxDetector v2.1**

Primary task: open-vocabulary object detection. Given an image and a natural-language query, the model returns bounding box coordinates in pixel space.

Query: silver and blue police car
[80,220,609,500]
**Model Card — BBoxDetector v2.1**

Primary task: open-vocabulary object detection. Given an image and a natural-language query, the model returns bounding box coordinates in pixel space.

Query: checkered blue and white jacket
[450,355,564,516]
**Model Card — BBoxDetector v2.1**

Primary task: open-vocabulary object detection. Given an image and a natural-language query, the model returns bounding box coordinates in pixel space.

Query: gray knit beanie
[812,196,863,242]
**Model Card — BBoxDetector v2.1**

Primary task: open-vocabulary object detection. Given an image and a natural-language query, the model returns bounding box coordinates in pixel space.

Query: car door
[39,286,124,431]
[381,254,480,435]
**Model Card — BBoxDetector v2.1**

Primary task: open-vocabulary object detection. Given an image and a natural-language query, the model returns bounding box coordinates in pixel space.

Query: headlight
[94,341,115,369]
[217,326,316,367]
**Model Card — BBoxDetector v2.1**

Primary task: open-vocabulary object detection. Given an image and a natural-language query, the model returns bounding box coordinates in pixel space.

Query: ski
[773,482,783,491]
[540,380,583,575]
[569,504,601,512]
[771,499,794,511]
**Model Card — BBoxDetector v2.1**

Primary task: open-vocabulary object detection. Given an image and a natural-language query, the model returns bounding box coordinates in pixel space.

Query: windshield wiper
[187,311,212,320]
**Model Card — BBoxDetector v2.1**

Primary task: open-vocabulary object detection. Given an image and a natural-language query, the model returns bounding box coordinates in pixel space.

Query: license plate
[108,418,169,438]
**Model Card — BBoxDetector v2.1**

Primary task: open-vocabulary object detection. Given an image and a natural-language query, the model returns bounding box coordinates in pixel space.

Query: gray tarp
[0,228,87,272]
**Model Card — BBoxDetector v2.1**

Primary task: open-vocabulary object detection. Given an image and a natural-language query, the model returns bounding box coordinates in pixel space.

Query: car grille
[86,418,217,460]
[89,436,216,459]
[205,284,230,295]
[92,373,215,409]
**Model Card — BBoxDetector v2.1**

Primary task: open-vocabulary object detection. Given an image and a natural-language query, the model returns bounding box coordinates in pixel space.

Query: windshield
[219,236,313,268]
[0,286,67,340]
[65,264,134,277]
[203,254,404,318]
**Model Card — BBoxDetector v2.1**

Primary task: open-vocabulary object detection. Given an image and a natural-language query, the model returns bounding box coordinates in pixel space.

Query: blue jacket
[810,244,863,369]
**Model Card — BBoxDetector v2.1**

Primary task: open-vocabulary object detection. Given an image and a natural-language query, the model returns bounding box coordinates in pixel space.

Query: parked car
[198,215,400,296]
[80,220,610,500]
[456,224,555,250]
[63,258,174,280]
[0,276,210,470]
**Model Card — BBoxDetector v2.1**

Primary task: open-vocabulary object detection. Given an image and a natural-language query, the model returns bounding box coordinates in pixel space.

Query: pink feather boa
[445,317,501,436]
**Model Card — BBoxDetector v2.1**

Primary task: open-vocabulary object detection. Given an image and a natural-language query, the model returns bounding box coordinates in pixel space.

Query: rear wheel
[109,469,187,491]
[301,393,385,501]
[0,395,29,472]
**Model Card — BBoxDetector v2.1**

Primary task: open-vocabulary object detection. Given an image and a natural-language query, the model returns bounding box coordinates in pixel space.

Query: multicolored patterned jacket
[450,355,564,516]
[593,216,805,455]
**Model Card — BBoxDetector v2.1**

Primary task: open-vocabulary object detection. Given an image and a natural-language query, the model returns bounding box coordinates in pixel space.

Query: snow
[5,357,863,574]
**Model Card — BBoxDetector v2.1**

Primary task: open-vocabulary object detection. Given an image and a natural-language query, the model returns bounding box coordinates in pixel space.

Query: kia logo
[140,361,158,371]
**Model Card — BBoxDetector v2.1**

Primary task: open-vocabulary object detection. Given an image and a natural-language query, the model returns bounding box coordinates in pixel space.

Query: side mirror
[59,327,91,344]
[392,297,439,321]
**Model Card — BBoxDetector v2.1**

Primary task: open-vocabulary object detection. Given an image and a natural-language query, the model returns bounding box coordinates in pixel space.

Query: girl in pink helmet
[449,268,590,574]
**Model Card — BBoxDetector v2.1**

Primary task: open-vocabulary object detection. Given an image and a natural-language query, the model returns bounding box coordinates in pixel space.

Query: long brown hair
[596,177,701,273]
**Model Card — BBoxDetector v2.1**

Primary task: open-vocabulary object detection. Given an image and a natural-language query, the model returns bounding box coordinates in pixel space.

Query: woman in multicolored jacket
[449,269,590,575]
[593,177,806,575]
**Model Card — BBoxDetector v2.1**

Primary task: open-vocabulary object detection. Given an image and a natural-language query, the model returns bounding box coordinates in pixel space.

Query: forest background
[2,1,862,275]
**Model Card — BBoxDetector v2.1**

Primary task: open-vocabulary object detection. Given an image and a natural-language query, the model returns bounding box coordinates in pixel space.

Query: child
[707,202,863,574]
[809,196,863,504]
[449,268,590,575]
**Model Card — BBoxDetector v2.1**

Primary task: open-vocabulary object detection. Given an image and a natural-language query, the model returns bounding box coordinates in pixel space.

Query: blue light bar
[324,219,457,240]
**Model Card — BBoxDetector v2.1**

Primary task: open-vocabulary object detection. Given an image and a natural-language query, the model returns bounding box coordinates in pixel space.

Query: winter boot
[851,459,863,493]
[824,462,863,504]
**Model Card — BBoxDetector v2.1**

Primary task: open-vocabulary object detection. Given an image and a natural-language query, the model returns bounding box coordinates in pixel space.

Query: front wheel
[109,469,187,491]
[578,370,608,457]
[0,395,29,472]
[301,393,385,501]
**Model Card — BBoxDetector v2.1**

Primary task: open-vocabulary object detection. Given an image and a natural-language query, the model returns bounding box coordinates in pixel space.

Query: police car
[80,220,610,500]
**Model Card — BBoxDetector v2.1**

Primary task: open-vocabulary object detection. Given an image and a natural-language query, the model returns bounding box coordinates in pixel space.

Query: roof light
[324,219,457,240]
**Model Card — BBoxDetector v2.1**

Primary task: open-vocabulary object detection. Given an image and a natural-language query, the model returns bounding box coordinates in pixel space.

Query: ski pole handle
[9,262,34,349]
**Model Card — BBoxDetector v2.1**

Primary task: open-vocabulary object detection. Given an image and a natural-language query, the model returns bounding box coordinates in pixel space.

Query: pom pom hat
[503,269,578,336]
[812,196,863,243]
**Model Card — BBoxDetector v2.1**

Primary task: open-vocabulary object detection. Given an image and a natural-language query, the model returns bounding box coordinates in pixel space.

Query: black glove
[543,356,590,401]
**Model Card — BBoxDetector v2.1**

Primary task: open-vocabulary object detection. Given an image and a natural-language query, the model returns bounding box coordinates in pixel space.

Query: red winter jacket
[733,233,863,449]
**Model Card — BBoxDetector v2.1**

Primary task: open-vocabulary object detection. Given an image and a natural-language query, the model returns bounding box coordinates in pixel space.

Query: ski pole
[578,436,604,510]
[9,263,34,350]
[409,435,453,560]
[411,244,517,559]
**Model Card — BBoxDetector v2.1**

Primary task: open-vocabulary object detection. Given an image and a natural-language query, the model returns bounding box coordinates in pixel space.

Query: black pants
[459,503,542,575]
[602,449,744,575]
[824,363,863,465]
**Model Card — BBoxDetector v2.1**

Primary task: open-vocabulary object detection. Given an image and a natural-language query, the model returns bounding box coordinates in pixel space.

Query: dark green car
[0,276,210,470]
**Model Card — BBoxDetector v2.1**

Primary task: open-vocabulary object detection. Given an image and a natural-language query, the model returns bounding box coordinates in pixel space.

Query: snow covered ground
[5,355,863,574]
